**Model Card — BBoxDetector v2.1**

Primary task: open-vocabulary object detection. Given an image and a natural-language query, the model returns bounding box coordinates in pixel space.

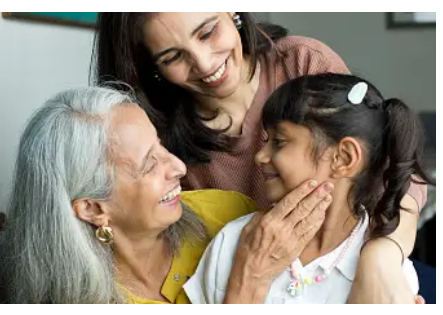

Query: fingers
[270,179,321,219]
[293,201,327,241]
[285,182,334,226]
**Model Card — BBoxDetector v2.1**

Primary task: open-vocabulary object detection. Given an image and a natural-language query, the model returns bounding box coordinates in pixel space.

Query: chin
[213,86,238,99]
[265,191,285,205]
[170,202,184,220]
[195,78,240,99]
[197,69,242,99]
[157,202,183,223]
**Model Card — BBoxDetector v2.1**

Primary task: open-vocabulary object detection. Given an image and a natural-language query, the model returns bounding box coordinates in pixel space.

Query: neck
[196,58,261,134]
[300,180,359,265]
[114,229,173,300]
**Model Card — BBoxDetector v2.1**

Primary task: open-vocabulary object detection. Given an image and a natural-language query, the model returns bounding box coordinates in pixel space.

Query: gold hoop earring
[95,226,114,244]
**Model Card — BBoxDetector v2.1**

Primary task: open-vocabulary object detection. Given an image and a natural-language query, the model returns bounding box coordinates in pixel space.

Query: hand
[224,179,333,303]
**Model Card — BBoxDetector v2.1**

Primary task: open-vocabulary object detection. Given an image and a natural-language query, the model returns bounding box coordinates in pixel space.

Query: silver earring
[233,14,242,30]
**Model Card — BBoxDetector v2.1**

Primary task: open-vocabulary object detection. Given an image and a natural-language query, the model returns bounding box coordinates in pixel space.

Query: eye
[161,52,182,66]
[143,157,158,174]
[200,23,217,40]
[272,137,286,149]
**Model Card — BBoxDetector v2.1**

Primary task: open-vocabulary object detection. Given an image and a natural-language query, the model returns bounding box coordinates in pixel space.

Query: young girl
[183,73,433,303]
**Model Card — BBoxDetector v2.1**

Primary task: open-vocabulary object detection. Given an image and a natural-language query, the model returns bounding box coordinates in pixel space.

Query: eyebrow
[191,15,218,36]
[152,15,218,62]
[276,124,288,134]
[152,48,176,62]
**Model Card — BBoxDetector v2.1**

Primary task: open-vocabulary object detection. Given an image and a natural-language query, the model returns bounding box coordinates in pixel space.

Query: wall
[0,13,436,206]
[268,13,436,112]
[0,17,95,206]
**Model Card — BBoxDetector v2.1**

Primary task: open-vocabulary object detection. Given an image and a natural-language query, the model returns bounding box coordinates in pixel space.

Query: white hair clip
[348,82,368,105]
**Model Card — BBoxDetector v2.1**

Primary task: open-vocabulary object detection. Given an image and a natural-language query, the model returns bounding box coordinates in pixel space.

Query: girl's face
[142,12,246,100]
[255,121,334,203]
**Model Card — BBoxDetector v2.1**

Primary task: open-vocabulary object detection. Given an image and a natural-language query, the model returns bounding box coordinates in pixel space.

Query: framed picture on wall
[387,12,436,29]
[2,12,98,28]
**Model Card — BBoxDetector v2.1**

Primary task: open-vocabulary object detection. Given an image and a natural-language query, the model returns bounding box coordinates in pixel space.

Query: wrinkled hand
[225,179,333,303]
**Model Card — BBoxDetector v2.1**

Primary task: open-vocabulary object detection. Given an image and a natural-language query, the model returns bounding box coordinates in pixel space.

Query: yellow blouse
[123,189,258,304]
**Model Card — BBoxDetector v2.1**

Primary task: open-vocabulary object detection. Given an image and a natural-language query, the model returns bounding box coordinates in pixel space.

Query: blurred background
[0,12,436,267]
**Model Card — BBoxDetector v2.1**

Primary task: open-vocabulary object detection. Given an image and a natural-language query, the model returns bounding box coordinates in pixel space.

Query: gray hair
[0,86,206,303]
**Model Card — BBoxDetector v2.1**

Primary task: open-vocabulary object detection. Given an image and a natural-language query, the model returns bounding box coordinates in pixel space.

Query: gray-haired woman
[0,86,330,303]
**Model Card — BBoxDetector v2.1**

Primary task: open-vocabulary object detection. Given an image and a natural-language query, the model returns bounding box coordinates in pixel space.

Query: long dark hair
[262,73,434,237]
[92,13,287,164]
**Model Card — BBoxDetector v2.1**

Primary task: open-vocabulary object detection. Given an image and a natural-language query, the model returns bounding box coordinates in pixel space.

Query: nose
[189,46,217,76]
[161,147,187,181]
[255,141,272,167]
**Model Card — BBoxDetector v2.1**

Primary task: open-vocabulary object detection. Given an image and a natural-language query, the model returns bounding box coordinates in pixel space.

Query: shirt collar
[162,240,206,303]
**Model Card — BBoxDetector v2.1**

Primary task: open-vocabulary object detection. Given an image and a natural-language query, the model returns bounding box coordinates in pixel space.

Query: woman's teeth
[201,62,226,83]
[160,186,181,203]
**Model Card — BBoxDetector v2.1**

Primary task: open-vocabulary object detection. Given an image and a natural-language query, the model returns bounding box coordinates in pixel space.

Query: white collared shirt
[184,213,418,304]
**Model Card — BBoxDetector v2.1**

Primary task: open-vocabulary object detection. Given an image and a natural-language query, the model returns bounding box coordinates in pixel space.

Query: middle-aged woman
[93,13,427,303]
[0,86,331,303]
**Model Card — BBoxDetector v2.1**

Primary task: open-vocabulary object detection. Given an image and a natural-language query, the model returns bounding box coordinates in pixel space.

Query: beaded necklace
[286,212,365,297]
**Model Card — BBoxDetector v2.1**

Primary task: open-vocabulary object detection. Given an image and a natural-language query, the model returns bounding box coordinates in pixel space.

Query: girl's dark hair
[262,73,435,237]
[93,13,288,164]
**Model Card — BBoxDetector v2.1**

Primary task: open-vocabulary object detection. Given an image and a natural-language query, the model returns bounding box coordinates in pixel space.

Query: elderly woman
[0,86,331,303]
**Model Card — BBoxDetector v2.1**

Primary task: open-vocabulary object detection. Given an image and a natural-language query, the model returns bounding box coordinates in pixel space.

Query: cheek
[139,174,165,204]
[225,32,241,52]
[230,33,243,62]
[119,174,164,209]
[161,65,190,85]
[274,150,316,190]
[213,24,242,55]
[130,179,165,226]
[313,159,332,182]
[234,34,243,54]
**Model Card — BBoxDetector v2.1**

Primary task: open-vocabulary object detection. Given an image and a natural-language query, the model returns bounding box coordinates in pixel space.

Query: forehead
[143,12,220,49]
[277,121,311,137]
[108,104,156,167]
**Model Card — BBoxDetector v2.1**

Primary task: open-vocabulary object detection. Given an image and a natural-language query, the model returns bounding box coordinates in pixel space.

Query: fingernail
[325,194,332,202]
[324,182,334,192]
[309,180,318,188]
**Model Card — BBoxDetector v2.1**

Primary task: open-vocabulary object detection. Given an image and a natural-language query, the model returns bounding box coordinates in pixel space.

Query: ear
[72,198,109,228]
[330,137,363,178]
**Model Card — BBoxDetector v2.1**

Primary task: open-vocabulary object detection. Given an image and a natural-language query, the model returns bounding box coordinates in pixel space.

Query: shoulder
[204,212,255,265]
[271,35,350,76]
[181,189,258,237]
[274,36,342,61]
[218,212,255,239]
[275,36,333,53]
